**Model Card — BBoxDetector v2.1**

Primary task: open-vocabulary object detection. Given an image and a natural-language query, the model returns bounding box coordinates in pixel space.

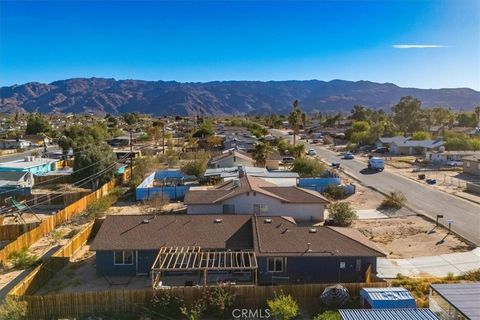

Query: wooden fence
[0,168,130,263]
[20,282,388,319]
[8,221,96,296]
[0,222,39,241]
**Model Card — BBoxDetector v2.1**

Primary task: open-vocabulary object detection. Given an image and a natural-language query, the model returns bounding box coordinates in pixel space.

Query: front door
[136,251,149,275]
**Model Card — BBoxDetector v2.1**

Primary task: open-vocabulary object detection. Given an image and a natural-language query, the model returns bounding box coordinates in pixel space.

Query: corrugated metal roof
[361,287,414,301]
[339,309,439,320]
[430,282,480,319]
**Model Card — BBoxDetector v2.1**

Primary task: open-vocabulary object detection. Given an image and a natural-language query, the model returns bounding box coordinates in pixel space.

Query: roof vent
[264,218,272,224]
[309,228,317,233]
[214,218,222,223]
[232,178,240,188]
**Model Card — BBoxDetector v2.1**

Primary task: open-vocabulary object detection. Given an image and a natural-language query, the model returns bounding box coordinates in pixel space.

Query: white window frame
[114,250,134,265]
[267,257,283,273]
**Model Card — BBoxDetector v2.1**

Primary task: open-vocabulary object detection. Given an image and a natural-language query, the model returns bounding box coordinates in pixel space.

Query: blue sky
[0,0,479,89]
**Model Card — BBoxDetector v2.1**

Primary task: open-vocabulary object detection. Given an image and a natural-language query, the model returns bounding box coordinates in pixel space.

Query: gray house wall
[257,256,377,284]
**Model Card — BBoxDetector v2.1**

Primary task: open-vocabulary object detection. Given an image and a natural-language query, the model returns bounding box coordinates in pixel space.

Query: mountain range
[1,78,479,115]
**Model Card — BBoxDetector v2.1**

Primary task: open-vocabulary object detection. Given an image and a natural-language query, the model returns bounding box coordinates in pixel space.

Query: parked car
[287,131,294,135]
[372,147,389,154]
[343,152,354,159]
[446,160,463,167]
[308,149,317,156]
[282,156,295,164]
[312,139,320,144]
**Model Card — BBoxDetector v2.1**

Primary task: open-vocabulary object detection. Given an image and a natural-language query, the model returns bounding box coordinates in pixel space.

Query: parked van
[282,156,295,164]
[368,157,384,171]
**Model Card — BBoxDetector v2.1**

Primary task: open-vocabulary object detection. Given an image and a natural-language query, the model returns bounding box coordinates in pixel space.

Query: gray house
[379,136,444,156]
[0,171,35,195]
[90,215,384,285]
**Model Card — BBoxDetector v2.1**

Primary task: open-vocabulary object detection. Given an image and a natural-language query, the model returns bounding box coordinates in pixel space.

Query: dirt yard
[343,183,385,210]
[354,216,474,259]
[36,245,151,295]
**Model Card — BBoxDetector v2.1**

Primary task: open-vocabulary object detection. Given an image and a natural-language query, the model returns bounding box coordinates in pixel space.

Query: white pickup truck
[368,157,385,172]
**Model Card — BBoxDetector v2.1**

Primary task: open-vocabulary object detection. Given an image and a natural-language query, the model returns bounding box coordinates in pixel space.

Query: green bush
[458,268,480,281]
[328,202,357,227]
[8,247,40,270]
[323,185,347,200]
[379,191,406,210]
[267,292,299,320]
[292,157,326,177]
[180,301,206,320]
[150,290,184,318]
[313,311,341,320]
[203,286,236,317]
[181,159,207,178]
[0,296,27,320]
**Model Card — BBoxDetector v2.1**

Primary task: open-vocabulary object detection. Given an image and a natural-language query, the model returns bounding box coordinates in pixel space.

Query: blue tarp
[360,288,416,309]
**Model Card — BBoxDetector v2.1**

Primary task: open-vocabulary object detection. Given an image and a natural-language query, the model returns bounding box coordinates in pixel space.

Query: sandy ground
[107,201,186,215]
[0,218,90,296]
[36,245,151,295]
[353,216,473,259]
[343,183,385,210]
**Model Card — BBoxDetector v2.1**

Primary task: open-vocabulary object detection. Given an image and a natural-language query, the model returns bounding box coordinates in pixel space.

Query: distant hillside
[1,78,479,115]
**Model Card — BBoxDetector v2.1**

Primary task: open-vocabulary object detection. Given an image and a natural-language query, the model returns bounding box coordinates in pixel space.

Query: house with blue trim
[0,157,59,175]
[90,214,385,285]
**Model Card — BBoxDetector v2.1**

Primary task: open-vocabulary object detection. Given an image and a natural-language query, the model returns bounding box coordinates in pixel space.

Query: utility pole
[130,129,133,176]
[162,121,165,154]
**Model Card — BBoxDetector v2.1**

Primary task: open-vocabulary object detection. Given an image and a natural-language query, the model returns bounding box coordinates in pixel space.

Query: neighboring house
[0,171,34,195]
[90,214,385,284]
[0,157,59,175]
[209,150,255,168]
[463,155,480,177]
[429,283,480,320]
[185,174,329,222]
[0,139,31,149]
[223,135,258,151]
[204,166,299,186]
[387,137,444,156]
[426,150,480,165]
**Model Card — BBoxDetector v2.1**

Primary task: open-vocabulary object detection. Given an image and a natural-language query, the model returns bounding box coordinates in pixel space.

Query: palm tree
[288,100,302,145]
[292,144,306,159]
[252,142,273,167]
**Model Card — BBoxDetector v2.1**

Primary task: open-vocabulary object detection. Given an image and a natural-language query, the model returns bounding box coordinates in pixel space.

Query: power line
[0,153,132,215]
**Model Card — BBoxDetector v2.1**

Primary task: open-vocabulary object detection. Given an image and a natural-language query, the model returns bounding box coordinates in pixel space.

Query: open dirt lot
[354,216,474,259]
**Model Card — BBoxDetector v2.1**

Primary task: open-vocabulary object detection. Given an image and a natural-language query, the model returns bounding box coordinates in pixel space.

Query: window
[114,250,134,265]
[355,259,362,272]
[222,204,235,214]
[466,162,471,167]
[339,261,346,269]
[253,204,268,214]
[267,257,283,272]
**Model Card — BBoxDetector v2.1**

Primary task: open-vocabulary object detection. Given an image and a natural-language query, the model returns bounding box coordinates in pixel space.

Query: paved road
[270,129,480,245]
[0,146,60,163]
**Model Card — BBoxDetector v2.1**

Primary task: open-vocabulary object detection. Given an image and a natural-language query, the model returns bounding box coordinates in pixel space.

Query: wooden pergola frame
[151,246,258,287]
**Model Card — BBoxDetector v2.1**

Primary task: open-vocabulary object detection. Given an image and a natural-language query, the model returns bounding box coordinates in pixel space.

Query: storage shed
[360,287,416,309]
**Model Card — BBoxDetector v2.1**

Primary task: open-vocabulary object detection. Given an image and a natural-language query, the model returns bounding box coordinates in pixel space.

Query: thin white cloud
[392,44,447,49]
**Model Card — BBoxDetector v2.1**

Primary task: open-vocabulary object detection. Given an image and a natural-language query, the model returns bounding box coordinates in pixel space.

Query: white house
[379,136,444,156]
[209,150,255,168]
[426,149,480,165]
[185,174,329,222]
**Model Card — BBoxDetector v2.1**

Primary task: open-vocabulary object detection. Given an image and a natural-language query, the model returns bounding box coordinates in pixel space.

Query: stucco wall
[187,192,325,221]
